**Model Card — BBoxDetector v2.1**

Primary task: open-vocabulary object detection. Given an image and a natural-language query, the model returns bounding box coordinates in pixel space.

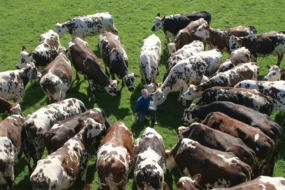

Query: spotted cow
[40,52,72,102]
[69,37,118,101]
[177,175,201,190]
[23,98,87,170]
[55,12,118,39]
[99,31,139,91]
[193,23,256,52]
[0,63,38,102]
[16,30,64,70]
[134,127,166,190]
[44,107,110,154]
[181,62,259,101]
[151,11,211,42]
[166,138,252,189]
[201,112,276,177]
[139,34,161,92]
[0,115,25,189]
[30,118,106,190]
[0,97,22,115]
[228,31,285,66]
[97,122,134,190]
[263,65,285,81]
[234,80,285,112]
[184,87,274,115]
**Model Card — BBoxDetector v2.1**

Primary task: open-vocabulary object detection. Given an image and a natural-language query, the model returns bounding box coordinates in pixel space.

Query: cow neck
[115,59,129,79]
[161,81,171,96]
[207,28,226,49]
[74,128,90,149]
[170,139,182,157]
[21,69,30,87]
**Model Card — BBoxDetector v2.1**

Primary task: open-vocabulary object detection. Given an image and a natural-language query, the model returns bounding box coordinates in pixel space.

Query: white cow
[263,65,285,81]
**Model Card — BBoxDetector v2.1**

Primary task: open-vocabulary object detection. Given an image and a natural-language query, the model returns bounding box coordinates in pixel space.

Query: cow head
[193,23,210,40]
[22,63,39,81]
[16,46,34,69]
[68,37,88,49]
[152,86,167,108]
[181,104,197,125]
[181,84,203,101]
[151,13,165,31]
[263,65,284,81]
[123,73,139,91]
[177,175,201,190]
[176,126,188,139]
[10,102,22,115]
[55,22,69,37]
[104,80,118,96]
[228,35,242,52]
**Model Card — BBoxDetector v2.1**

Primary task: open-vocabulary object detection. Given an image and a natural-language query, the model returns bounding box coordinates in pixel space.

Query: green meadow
[0,0,285,189]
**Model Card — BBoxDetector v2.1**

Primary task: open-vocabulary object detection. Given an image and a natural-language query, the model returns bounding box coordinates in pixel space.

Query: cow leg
[88,79,96,102]
[80,150,89,182]
[21,130,34,174]
[277,53,284,66]
[181,84,188,106]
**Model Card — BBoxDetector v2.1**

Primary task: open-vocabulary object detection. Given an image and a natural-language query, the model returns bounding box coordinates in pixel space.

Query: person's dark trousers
[137,109,156,123]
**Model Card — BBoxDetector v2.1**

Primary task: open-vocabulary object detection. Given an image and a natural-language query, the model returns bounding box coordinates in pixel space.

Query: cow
[68,37,118,101]
[193,23,257,52]
[0,97,22,115]
[217,47,251,73]
[234,80,285,112]
[183,87,274,115]
[99,31,139,91]
[40,52,72,102]
[164,40,204,82]
[228,31,285,66]
[139,34,161,92]
[178,123,256,172]
[0,63,38,102]
[16,30,64,70]
[167,18,208,53]
[263,65,285,81]
[55,12,118,39]
[201,112,276,176]
[177,175,200,190]
[134,127,166,190]
[30,118,106,190]
[181,62,259,101]
[23,98,87,171]
[0,115,25,189]
[97,122,134,190]
[151,11,211,42]
[44,107,110,154]
[166,138,252,189]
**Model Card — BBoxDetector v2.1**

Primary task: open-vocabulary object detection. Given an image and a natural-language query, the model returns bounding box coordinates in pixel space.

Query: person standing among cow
[134,89,157,125]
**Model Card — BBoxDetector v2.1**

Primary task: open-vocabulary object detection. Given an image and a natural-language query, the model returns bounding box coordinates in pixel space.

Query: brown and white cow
[16,30,65,69]
[99,31,139,91]
[30,118,106,190]
[263,65,285,81]
[68,37,118,101]
[40,52,72,102]
[193,23,257,52]
[166,138,252,189]
[0,63,38,102]
[228,31,285,66]
[44,107,110,154]
[55,12,118,39]
[0,115,25,189]
[134,127,166,190]
[0,97,22,115]
[97,122,134,190]
[181,62,259,101]
[201,112,276,176]
[23,98,87,170]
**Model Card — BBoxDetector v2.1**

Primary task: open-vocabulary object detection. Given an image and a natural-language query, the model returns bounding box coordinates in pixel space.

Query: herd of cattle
[0,10,285,190]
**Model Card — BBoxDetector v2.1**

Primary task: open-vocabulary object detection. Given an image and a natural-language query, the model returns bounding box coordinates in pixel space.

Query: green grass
[0,0,285,189]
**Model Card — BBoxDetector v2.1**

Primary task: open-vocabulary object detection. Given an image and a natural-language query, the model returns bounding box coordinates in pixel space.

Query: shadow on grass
[21,82,45,111]
[273,111,285,161]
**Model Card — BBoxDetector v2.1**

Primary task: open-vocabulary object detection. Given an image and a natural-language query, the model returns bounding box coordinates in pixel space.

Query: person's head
[141,89,148,99]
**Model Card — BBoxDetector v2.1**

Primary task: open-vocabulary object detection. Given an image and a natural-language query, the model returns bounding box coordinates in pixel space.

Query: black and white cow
[151,11,211,42]
[134,127,167,190]
[228,31,285,66]
[55,12,118,39]
[181,62,259,101]
[0,63,38,102]
[140,34,161,92]
[23,98,87,170]
[263,65,285,81]
[99,31,139,91]
[30,118,106,190]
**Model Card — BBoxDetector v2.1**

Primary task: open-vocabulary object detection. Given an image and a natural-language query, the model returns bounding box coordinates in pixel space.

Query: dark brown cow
[44,107,110,154]
[201,112,276,177]
[0,97,22,115]
[166,138,252,189]
[178,123,256,172]
[0,115,25,189]
[68,37,118,101]
[97,122,134,190]
[99,31,139,91]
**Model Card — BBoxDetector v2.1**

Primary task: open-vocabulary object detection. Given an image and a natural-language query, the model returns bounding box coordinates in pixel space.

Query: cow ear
[157,13,160,17]
[62,24,66,28]
[225,36,231,40]
[22,46,27,51]
[195,86,202,92]
[205,25,210,30]
[192,174,201,185]
[157,83,162,88]
[267,65,271,69]
[162,16,166,21]
[134,73,140,78]
[184,109,191,114]
[78,118,84,124]
[281,69,285,73]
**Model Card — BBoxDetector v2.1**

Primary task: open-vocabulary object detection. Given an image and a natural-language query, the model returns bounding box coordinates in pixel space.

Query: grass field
[0,0,285,189]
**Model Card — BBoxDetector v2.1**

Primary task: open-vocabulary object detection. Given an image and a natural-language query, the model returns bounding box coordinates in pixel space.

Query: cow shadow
[21,82,46,111]
[273,111,285,160]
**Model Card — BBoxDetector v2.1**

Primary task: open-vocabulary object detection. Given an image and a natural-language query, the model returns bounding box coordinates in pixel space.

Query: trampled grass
[0,0,285,189]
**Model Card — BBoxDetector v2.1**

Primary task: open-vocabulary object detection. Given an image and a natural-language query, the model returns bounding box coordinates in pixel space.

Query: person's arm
[134,112,138,124]
[134,100,139,124]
